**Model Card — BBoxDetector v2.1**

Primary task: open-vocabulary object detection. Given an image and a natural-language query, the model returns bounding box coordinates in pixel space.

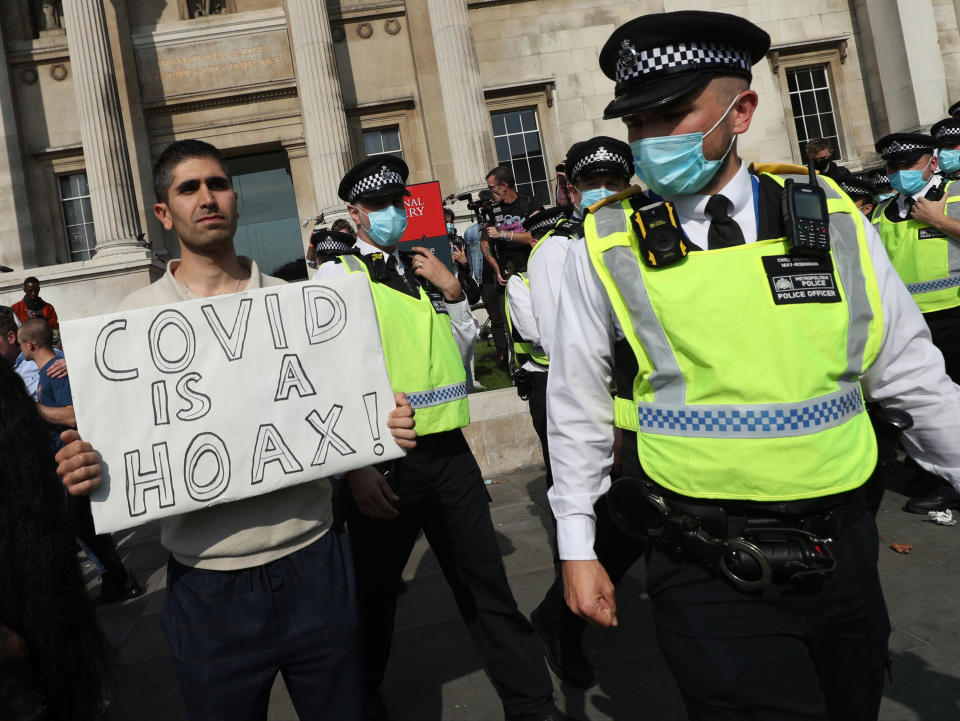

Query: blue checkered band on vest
[906,275,960,294]
[405,382,468,409]
[571,147,632,179]
[636,384,864,439]
[616,40,750,85]
[349,165,405,200]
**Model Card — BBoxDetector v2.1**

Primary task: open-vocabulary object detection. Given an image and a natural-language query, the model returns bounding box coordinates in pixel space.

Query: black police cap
[931,118,960,147]
[853,167,889,190]
[312,229,356,254]
[599,11,770,119]
[338,156,411,204]
[875,133,937,164]
[526,206,569,239]
[564,137,633,183]
[836,176,875,202]
[950,100,960,119]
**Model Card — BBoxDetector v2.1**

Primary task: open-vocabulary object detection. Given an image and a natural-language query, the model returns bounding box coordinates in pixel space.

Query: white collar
[895,173,942,217]
[666,160,751,223]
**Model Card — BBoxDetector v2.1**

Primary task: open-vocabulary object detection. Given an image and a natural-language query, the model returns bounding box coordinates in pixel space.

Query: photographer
[480,166,543,367]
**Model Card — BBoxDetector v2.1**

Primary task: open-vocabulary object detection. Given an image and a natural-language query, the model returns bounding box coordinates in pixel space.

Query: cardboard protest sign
[59,274,403,534]
[400,181,454,271]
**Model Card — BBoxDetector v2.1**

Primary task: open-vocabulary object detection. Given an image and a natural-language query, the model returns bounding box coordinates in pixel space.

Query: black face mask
[814,156,832,171]
[24,294,44,312]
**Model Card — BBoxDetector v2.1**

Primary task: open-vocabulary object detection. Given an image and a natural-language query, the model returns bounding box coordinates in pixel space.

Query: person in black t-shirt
[480,166,544,367]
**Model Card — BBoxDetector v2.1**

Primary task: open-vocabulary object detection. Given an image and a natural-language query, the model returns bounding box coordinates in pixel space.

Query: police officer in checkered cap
[547,10,960,720]
[932,118,960,180]
[836,176,877,218]
[317,157,573,721]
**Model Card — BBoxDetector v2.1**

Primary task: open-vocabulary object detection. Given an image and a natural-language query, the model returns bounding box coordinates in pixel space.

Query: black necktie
[705,194,745,249]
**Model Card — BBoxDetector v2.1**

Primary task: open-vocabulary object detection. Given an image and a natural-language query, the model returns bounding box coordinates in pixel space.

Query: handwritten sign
[59,275,403,534]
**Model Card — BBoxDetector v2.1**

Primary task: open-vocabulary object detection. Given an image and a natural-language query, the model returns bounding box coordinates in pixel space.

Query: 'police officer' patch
[763,255,841,305]
[918,227,946,240]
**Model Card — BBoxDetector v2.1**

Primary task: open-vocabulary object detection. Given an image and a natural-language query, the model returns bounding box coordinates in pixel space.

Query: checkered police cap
[349,165,404,201]
[338,155,411,203]
[571,146,632,180]
[931,118,960,145]
[875,133,936,162]
[614,40,751,86]
[526,207,569,238]
[837,177,874,200]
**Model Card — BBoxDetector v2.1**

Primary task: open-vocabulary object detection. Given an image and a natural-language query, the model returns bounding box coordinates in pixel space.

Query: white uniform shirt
[547,161,960,560]
[894,173,942,219]
[505,274,546,375]
[315,238,479,370]
[528,230,577,360]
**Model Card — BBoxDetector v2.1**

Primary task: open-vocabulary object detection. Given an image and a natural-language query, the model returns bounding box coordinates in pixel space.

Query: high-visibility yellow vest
[504,272,549,367]
[584,172,884,501]
[341,254,470,435]
[871,180,960,313]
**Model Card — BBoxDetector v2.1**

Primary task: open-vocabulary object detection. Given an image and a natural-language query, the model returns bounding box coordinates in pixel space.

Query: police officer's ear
[929,155,939,177]
[346,203,363,228]
[861,202,874,218]
[712,78,759,136]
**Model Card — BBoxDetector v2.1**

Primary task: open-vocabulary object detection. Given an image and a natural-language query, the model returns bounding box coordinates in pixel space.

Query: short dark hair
[153,139,229,202]
[0,312,17,339]
[18,319,52,349]
[330,218,356,238]
[805,138,832,157]
[443,207,455,222]
[486,166,515,189]
[23,276,39,287]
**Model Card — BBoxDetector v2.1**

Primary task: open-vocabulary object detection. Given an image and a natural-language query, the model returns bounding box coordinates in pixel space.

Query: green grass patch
[472,339,513,392]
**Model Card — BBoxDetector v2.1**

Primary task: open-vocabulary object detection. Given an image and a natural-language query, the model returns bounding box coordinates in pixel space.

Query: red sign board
[400,181,446,243]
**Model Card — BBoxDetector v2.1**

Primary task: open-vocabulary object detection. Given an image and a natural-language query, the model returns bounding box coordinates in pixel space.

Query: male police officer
[317,156,571,721]
[932,117,960,181]
[872,133,960,513]
[547,11,960,720]
[836,176,877,218]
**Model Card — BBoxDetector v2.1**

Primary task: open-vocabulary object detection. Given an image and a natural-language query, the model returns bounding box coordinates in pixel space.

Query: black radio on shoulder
[630,199,690,268]
[782,159,830,256]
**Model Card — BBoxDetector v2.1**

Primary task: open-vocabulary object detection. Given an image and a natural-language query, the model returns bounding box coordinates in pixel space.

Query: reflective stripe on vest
[585,172,883,501]
[504,272,549,367]
[341,254,470,434]
[872,181,960,313]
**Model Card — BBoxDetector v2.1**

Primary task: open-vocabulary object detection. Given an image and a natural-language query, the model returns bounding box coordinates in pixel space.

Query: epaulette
[584,185,646,214]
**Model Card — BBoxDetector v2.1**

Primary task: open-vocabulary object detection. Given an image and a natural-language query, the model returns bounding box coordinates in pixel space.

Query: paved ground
[91,465,960,721]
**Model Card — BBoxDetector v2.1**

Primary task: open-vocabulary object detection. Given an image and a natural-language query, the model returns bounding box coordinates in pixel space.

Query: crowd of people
[5,7,960,721]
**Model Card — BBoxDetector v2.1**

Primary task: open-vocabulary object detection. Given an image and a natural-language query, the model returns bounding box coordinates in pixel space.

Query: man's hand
[388,392,416,449]
[47,358,67,379]
[487,226,501,240]
[348,466,400,519]
[911,195,948,227]
[496,270,508,286]
[55,430,103,496]
[562,559,618,627]
[409,246,462,301]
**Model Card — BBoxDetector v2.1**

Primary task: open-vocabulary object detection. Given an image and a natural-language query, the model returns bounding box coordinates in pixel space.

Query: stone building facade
[1,0,959,319]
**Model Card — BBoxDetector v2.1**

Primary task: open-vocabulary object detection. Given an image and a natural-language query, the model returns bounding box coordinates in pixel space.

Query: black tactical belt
[606,476,867,591]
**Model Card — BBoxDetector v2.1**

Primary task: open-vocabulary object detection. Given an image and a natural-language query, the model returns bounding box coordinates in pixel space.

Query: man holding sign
[317,157,569,721]
[56,140,416,721]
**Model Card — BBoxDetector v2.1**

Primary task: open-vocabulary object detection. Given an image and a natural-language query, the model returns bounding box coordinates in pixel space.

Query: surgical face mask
[630,94,740,197]
[877,191,896,203]
[358,204,407,246]
[446,222,457,236]
[938,149,960,175]
[579,187,617,213]
[889,158,933,197]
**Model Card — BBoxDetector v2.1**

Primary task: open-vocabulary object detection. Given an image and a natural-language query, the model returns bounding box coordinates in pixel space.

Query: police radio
[630,200,690,268]
[783,160,830,256]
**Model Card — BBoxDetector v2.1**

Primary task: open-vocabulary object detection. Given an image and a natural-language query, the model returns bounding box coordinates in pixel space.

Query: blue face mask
[630,94,740,197]
[939,149,960,175]
[359,204,407,247]
[889,162,932,198]
[579,187,616,213]
[877,191,896,203]
[446,222,457,236]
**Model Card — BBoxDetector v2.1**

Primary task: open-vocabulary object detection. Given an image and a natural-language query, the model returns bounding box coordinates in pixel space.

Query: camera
[457,190,498,227]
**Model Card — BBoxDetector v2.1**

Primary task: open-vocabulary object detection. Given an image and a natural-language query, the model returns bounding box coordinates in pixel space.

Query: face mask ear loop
[703,93,743,140]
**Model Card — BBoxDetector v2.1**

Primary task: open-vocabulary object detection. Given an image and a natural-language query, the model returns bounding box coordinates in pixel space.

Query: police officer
[316,156,572,721]
[931,117,960,181]
[521,138,647,690]
[548,11,960,720]
[871,133,960,514]
[836,176,877,218]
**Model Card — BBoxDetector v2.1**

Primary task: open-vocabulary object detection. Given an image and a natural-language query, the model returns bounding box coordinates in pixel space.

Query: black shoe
[904,495,960,514]
[530,607,597,689]
[95,574,144,605]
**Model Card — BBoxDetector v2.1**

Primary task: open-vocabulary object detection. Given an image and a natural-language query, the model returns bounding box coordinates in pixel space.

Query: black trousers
[67,494,128,582]
[527,371,551,490]
[480,278,510,362]
[345,430,555,720]
[647,510,889,721]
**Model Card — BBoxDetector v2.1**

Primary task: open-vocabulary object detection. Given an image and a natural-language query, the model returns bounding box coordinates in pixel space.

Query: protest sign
[59,274,403,534]
[400,181,454,271]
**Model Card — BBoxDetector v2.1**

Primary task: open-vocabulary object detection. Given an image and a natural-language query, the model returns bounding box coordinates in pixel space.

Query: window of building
[58,173,96,262]
[490,108,551,205]
[787,65,842,160]
[363,127,403,159]
[178,0,235,20]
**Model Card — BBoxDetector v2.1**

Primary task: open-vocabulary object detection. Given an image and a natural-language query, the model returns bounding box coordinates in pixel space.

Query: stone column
[864,0,947,132]
[284,0,352,213]
[0,29,36,269]
[61,0,144,257]
[426,0,496,194]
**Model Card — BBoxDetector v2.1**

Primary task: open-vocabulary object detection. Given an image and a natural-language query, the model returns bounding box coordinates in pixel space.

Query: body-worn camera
[630,199,691,268]
[513,368,532,401]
